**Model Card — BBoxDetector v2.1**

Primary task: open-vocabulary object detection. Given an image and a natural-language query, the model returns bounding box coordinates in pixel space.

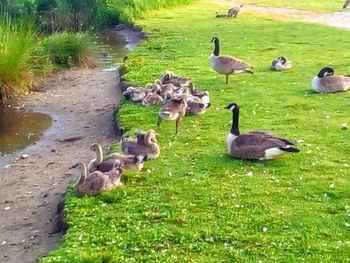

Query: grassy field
[42,1,350,262]
[238,0,346,12]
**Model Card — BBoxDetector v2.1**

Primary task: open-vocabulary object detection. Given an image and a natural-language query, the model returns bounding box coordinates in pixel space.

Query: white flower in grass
[325,115,330,119]
[345,223,350,227]
[297,139,304,144]
[341,123,347,130]
[78,235,83,241]
[262,227,268,232]
[329,183,335,189]
[246,171,253,177]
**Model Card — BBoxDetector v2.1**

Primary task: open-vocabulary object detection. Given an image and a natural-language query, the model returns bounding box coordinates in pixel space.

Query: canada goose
[228,5,244,17]
[142,93,164,106]
[122,86,146,102]
[186,101,211,116]
[311,67,350,93]
[73,162,123,196]
[216,12,228,18]
[98,154,146,172]
[209,37,254,84]
[121,129,160,159]
[344,0,350,8]
[225,103,300,160]
[271,56,292,71]
[87,143,104,172]
[157,96,188,134]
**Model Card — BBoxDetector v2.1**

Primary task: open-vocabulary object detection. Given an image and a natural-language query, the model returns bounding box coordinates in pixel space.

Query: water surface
[0,107,52,156]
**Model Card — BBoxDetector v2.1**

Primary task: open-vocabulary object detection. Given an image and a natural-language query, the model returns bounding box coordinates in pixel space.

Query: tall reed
[0,18,52,105]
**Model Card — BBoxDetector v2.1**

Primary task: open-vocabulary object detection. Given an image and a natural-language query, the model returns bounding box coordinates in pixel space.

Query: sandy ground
[211,0,350,30]
[0,69,121,263]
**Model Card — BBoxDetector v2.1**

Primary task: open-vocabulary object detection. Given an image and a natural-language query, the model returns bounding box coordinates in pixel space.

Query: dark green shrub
[42,33,95,68]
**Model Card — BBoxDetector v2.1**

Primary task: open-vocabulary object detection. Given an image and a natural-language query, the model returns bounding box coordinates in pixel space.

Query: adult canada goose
[225,103,300,160]
[121,129,160,159]
[344,0,350,8]
[157,96,188,134]
[73,162,123,196]
[271,56,292,71]
[209,37,254,84]
[311,67,350,93]
[228,5,244,17]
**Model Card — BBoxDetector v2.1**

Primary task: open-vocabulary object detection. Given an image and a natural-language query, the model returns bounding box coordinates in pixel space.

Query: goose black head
[225,103,239,111]
[317,67,334,78]
[211,37,219,43]
[278,56,287,64]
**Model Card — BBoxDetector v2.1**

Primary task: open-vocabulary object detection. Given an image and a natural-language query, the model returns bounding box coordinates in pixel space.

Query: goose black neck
[213,39,220,56]
[230,107,240,136]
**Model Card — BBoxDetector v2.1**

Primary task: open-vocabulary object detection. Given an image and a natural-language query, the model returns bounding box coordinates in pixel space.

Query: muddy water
[0,107,52,156]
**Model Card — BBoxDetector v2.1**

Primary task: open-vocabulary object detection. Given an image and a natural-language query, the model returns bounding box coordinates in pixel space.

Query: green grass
[0,19,52,104]
[42,33,95,68]
[237,0,345,12]
[42,1,350,262]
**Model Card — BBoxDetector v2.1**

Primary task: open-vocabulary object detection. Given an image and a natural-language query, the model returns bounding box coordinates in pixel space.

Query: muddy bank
[0,27,143,263]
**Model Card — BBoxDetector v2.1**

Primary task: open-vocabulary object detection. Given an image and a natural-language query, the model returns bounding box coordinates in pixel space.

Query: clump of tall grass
[106,0,197,23]
[0,19,53,105]
[42,33,95,68]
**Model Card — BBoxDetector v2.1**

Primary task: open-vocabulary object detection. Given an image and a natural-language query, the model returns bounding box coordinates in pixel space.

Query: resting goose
[121,129,160,159]
[311,67,350,93]
[157,96,188,134]
[209,37,253,84]
[271,56,292,71]
[87,143,104,172]
[98,154,146,172]
[142,92,164,106]
[73,162,123,196]
[186,101,211,116]
[216,12,228,18]
[344,0,350,8]
[225,103,299,160]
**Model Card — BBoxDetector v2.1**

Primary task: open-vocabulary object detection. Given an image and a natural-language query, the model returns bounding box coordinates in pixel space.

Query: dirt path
[210,0,350,30]
[0,69,121,263]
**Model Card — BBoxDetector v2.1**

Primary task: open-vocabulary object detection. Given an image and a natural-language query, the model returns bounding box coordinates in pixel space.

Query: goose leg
[157,116,162,130]
[225,75,229,84]
[175,117,182,134]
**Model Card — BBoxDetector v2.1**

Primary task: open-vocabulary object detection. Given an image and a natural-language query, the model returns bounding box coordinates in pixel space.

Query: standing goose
[225,103,299,160]
[271,56,292,71]
[157,96,188,134]
[209,37,253,84]
[311,67,350,93]
[72,162,123,196]
[344,0,350,8]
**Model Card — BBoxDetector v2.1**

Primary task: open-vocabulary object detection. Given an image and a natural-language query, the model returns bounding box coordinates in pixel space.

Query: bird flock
[69,3,350,196]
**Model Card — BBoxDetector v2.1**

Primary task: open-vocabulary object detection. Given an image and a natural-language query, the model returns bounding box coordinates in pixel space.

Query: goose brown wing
[217,55,252,70]
[247,131,295,145]
[320,75,348,92]
[231,134,290,159]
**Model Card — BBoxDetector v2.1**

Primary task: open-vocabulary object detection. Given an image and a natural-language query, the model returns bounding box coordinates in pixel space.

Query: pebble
[246,171,253,177]
[4,207,10,211]
[1,241,7,246]
[20,154,29,159]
